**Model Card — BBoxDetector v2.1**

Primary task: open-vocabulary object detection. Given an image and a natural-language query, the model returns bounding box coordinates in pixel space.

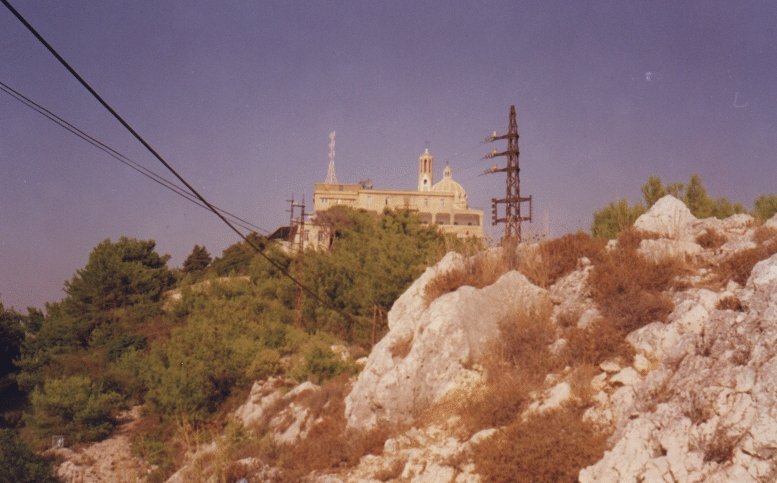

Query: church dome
[431,165,468,208]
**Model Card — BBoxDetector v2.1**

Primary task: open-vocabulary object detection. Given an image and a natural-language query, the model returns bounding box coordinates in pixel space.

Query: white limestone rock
[764,213,777,230]
[638,238,702,262]
[579,252,777,482]
[525,382,572,415]
[345,251,548,430]
[634,195,697,239]
[234,378,321,444]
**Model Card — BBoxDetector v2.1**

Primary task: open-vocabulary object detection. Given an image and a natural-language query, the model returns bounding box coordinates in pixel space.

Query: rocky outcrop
[316,420,484,482]
[236,378,322,444]
[580,248,777,481]
[633,195,762,268]
[634,195,697,239]
[345,251,549,430]
[49,407,152,483]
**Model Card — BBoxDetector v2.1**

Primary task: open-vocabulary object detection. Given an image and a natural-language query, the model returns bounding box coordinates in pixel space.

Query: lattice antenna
[325,130,338,184]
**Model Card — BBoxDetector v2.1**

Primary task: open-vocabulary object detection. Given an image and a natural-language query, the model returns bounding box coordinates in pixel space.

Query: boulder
[634,195,697,239]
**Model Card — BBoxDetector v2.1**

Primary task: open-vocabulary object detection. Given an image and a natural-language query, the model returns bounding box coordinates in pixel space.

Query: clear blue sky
[1,1,776,310]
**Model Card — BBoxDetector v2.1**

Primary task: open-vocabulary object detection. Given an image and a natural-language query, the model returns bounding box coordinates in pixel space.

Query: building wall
[313,183,483,239]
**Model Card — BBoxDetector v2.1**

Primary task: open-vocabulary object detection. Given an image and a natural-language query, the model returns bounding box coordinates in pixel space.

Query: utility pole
[484,105,532,243]
[287,195,307,327]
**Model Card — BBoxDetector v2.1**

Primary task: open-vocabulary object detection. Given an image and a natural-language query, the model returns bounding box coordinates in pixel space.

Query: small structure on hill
[272,147,484,252]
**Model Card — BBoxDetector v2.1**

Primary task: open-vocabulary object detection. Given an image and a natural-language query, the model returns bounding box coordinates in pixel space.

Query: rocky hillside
[55,195,777,482]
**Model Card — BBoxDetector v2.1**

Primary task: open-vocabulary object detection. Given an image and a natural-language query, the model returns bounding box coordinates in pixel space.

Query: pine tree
[182,245,212,273]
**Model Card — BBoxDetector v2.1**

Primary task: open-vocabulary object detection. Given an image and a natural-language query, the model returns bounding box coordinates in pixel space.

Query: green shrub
[291,342,356,384]
[754,194,777,221]
[591,199,645,239]
[27,375,121,443]
[0,429,56,482]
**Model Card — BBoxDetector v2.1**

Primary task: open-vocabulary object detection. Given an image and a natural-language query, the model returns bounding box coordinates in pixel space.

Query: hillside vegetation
[2,178,777,482]
[592,174,777,239]
[2,207,468,481]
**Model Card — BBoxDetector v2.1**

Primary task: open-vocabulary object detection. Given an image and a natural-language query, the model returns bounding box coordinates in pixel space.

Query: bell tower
[418,148,433,191]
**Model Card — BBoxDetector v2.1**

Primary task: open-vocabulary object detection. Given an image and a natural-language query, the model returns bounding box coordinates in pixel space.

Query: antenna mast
[325,131,337,184]
[484,105,532,242]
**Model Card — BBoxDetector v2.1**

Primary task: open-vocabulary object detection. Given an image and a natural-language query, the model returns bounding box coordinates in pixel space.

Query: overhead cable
[0,80,265,234]
[1,0,343,316]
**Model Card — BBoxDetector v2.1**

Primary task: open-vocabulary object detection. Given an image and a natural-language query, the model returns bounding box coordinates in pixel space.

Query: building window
[440,198,445,207]
[424,198,429,207]
[385,197,390,205]
[321,197,328,204]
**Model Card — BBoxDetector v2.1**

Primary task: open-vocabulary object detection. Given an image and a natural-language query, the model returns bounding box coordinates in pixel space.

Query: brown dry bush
[459,300,559,432]
[589,231,683,333]
[717,295,744,312]
[696,229,727,250]
[564,318,635,366]
[567,363,600,405]
[753,225,777,245]
[685,391,714,425]
[495,300,557,374]
[372,458,406,481]
[714,232,777,285]
[459,370,532,432]
[424,253,507,305]
[617,227,660,250]
[518,232,606,288]
[701,424,743,464]
[260,376,392,480]
[472,405,610,483]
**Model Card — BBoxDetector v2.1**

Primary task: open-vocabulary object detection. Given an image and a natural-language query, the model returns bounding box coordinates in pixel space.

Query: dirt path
[46,407,152,483]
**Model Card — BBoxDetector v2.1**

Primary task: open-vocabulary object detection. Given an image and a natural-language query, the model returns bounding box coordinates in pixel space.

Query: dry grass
[433,258,618,481]
[471,405,610,483]
[753,225,777,245]
[589,230,684,334]
[457,300,558,432]
[252,376,393,480]
[717,296,744,312]
[372,458,406,481]
[701,423,742,464]
[563,318,635,367]
[518,232,606,288]
[494,300,557,375]
[714,246,777,287]
[424,253,507,306]
[696,229,727,250]
[567,363,600,405]
[709,225,777,286]
[685,391,714,425]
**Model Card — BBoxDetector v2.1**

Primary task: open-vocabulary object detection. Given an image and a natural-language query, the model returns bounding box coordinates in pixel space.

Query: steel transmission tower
[484,105,532,242]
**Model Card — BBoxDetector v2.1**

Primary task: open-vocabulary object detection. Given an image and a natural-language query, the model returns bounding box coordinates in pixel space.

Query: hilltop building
[272,148,484,251]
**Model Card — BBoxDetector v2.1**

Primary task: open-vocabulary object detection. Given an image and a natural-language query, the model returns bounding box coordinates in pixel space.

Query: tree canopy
[303,207,450,344]
[182,244,212,274]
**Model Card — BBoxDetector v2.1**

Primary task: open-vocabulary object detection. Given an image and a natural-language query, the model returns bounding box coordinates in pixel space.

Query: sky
[1,0,776,310]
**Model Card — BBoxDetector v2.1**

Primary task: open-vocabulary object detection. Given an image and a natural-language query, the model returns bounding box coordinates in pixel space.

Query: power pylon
[484,105,532,242]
